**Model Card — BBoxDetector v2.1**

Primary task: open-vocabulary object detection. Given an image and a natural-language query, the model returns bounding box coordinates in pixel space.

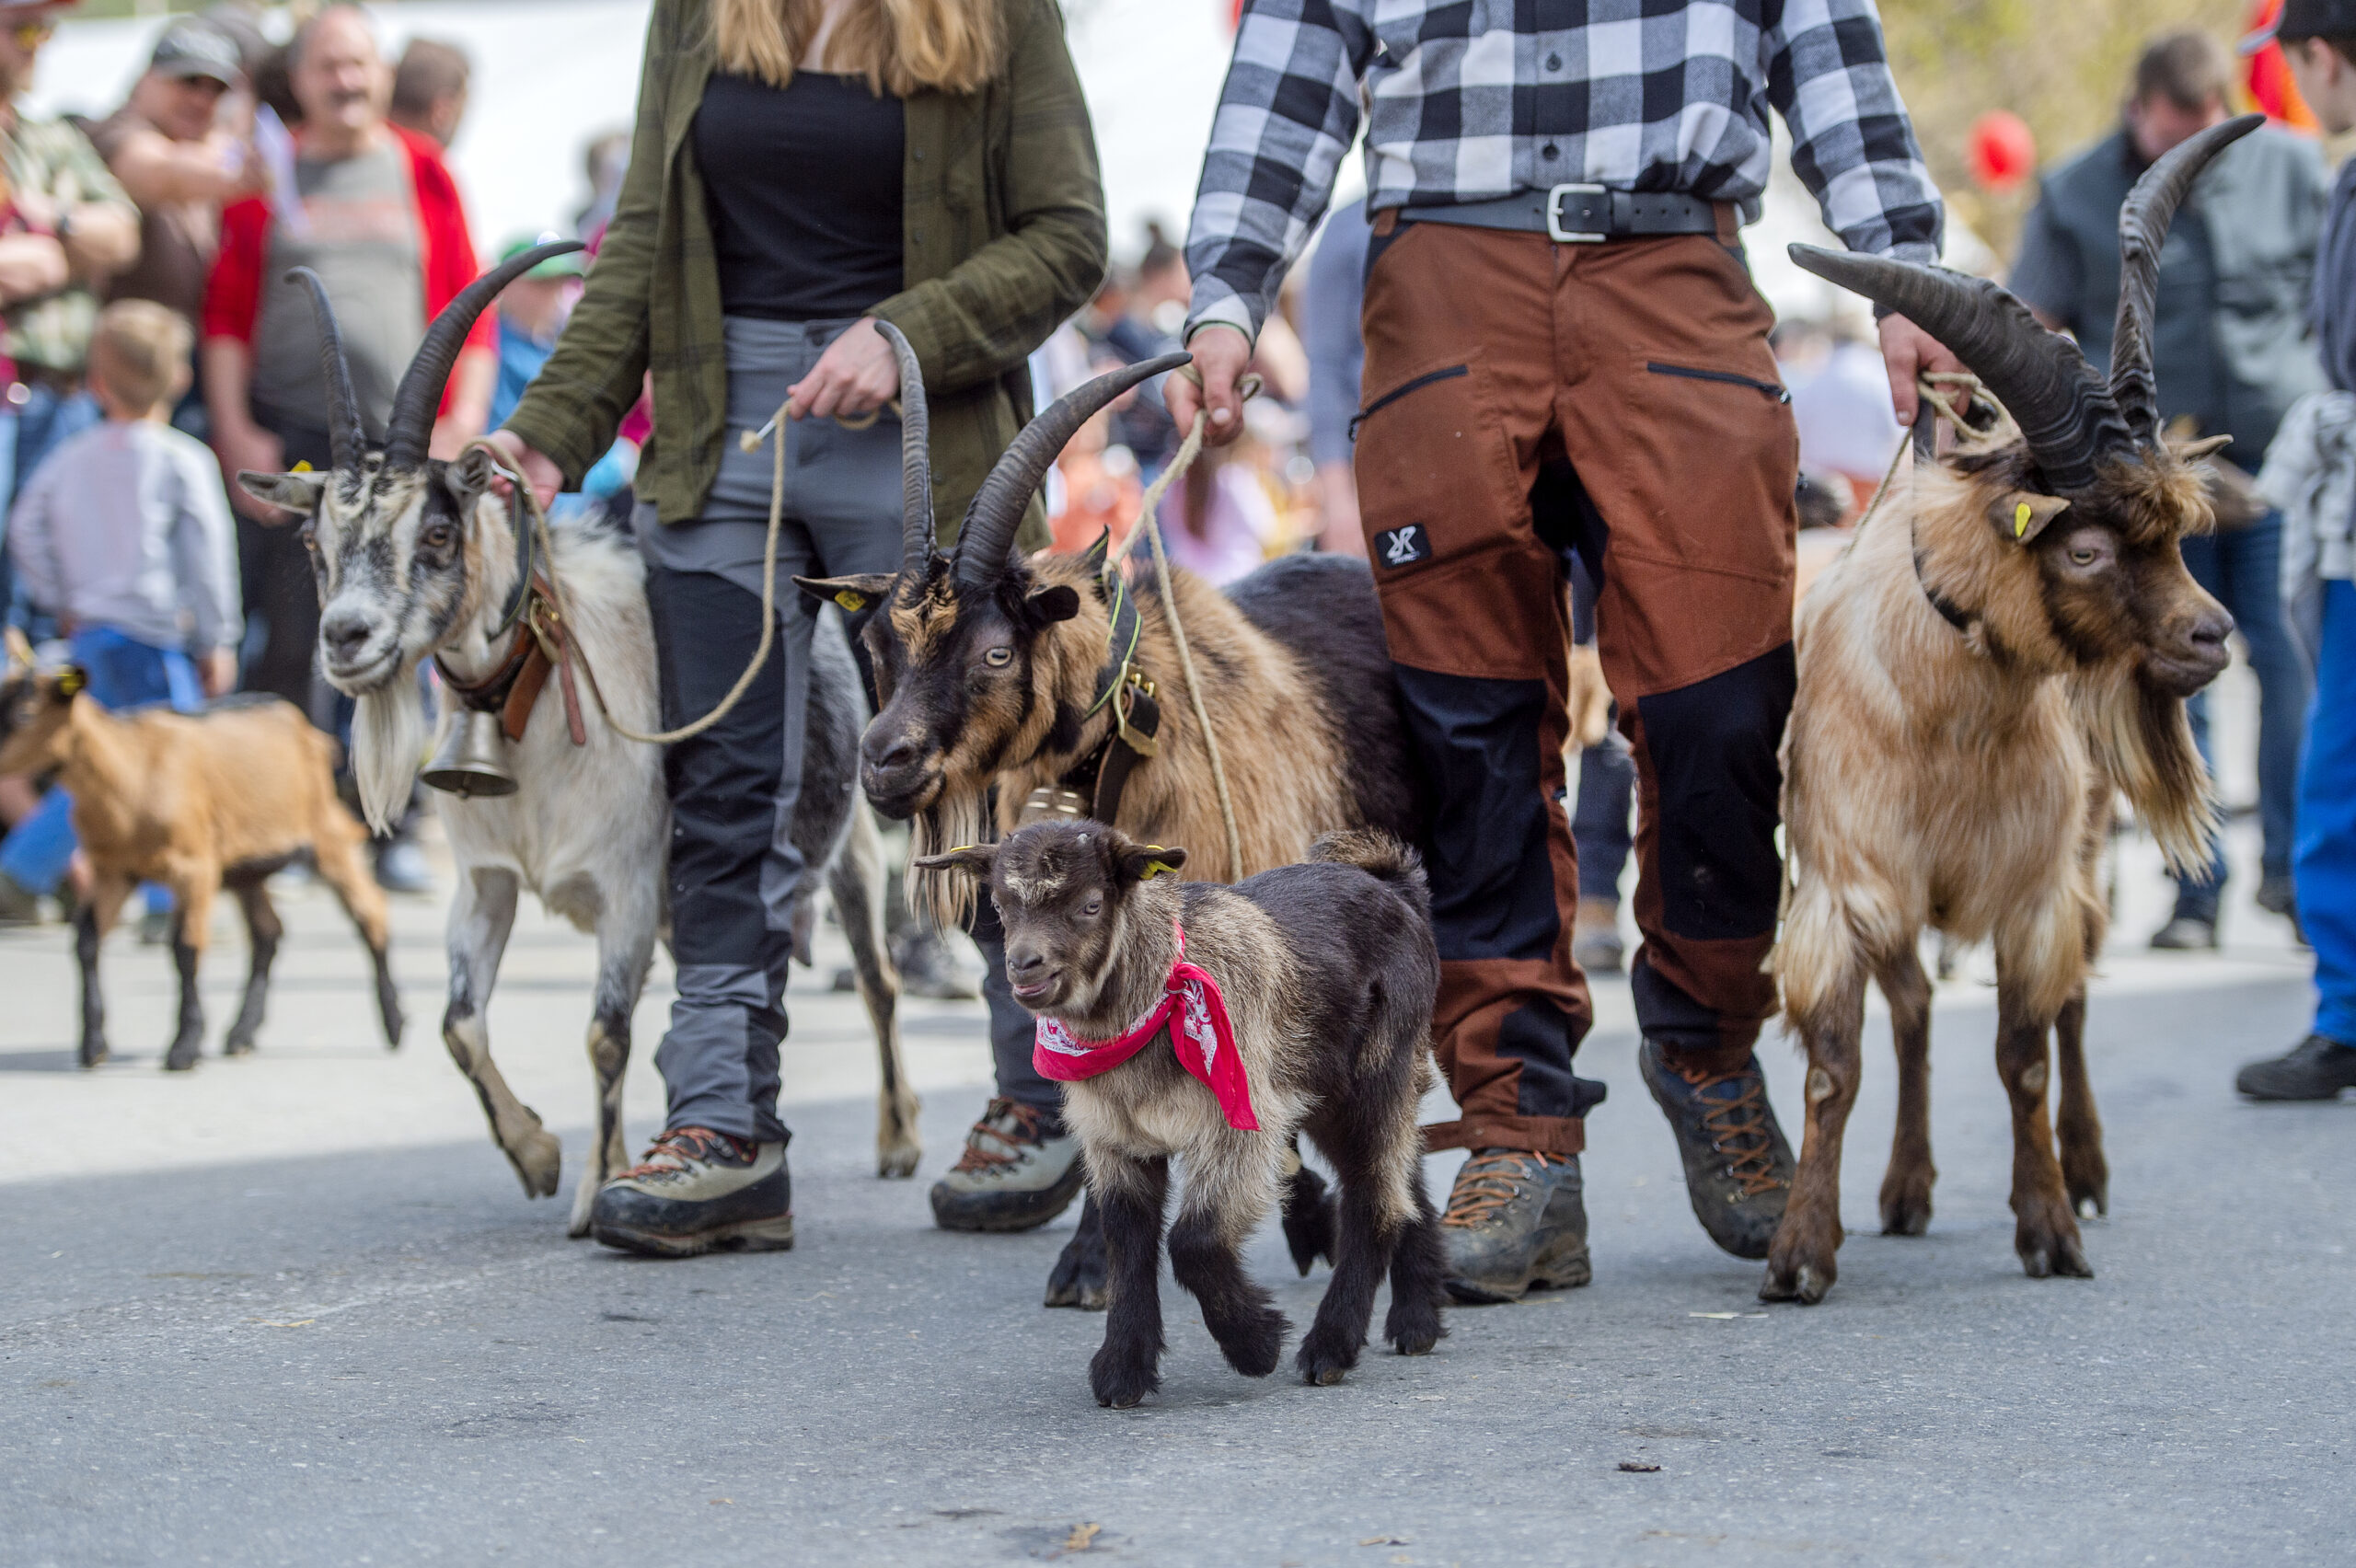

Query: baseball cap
[500,234,590,280]
[150,21,242,86]
[2242,0,2356,53]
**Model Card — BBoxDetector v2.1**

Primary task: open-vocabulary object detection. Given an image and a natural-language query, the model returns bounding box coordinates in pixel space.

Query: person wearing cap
[87,18,265,431]
[487,235,631,519]
[2235,0,2356,1102]
[0,0,139,614]
[2010,30,2328,954]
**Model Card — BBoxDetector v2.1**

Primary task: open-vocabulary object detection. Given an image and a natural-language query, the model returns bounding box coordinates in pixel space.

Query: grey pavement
[2,820,2350,1565]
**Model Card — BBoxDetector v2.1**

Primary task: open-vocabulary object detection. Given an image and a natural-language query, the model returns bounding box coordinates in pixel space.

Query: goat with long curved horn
[951,352,1194,586]
[872,319,938,579]
[382,239,586,469]
[1787,246,2129,494]
[286,267,367,473]
[2111,113,2261,445]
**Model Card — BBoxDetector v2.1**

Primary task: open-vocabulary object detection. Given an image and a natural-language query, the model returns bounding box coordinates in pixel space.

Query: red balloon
[1968,110,2038,193]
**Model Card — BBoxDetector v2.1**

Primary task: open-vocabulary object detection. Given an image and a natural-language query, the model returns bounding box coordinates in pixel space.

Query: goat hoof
[1760,1259,1833,1305]
[1879,1201,1931,1237]
[1294,1332,1357,1386]
[162,1043,202,1073]
[223,1035,257,1057]
[507,1128,563,1199]
[1090,1355,1156,1410]
[2019,1234,2094,1281]
[78,1040,110,1069]
[2073,1194,2102,1221]
[1385,1301,1443,1357]
[1045,1229,1110,1310]
[1217,1309,1289,1378]
[876,1141,921,1180]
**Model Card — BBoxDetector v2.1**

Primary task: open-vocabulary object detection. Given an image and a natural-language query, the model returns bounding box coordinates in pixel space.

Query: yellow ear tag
[1144,861,1177,879]
[2014,502,2031,539]
[55,669,84,698]
[834,590,868,613]
[291,460,314,473]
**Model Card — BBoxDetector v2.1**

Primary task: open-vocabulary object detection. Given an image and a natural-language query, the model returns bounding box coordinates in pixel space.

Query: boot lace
[1441,1148,1563,1229]
[616,1126,753,1181]
[1679,1063,1785,1198]
[951,1098,1048,1173]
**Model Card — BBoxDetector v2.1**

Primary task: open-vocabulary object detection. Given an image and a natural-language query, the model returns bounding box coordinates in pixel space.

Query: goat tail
[1309,829,1429,923]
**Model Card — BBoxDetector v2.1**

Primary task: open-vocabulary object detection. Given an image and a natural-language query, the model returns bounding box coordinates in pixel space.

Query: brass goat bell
[421,709,518,798]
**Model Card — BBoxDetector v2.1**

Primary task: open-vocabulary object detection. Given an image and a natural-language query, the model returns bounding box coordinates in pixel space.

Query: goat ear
[238,469,326,514]
[1116,842,1186,882]
[445,444,504,501]
[912,843,998,881]
[1986,490,2072,546]
[793,573,896,615]
[1024,584,1081,627]
[2171,433,2233,463]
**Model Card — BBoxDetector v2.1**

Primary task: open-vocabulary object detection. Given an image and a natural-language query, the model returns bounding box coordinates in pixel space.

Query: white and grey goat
[238,250,917,1234]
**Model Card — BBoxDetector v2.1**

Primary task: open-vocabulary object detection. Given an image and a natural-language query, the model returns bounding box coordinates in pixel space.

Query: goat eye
[422,522,457,551]
[2068,548,2099,566]
[1081,897,1102,916]
[983,647,1013,669]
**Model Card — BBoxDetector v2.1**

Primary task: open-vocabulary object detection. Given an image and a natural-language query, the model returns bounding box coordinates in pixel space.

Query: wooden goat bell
[422,708,520,799]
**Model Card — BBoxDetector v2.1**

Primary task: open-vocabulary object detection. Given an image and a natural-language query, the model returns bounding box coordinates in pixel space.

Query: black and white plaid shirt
[1184,0,1944,341]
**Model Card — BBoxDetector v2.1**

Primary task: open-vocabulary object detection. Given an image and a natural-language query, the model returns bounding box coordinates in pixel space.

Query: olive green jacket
[503,0,1106,541]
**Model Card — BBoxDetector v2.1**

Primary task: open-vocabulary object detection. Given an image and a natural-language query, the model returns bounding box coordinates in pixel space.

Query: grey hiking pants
[642,317,1051,1142]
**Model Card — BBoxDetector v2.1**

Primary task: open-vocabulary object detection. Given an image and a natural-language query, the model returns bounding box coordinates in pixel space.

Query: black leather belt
[1398,184,1724,242]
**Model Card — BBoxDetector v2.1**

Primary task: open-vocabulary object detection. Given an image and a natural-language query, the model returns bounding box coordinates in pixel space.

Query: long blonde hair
[713,0,1005,96]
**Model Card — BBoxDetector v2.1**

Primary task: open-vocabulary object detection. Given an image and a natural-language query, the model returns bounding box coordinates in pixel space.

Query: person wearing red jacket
[199,4,491,724]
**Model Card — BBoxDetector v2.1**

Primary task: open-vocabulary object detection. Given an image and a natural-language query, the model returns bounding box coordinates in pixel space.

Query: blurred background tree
[1880,0,2254,261]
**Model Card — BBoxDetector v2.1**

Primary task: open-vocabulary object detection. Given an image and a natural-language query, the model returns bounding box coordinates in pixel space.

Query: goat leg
[1169,1136,1288,1378]
[162,879,214,1072]
[1876,945,1937,1236]
[1045,1189,1110,1310]
[1089,1154,1169,1408]
[1383,1170,1448,1357]
[2053,986,2108,1219]
[572,907,655,1238]
[74,897,110,1069]
[223,880,283,1055]
[313,814,403,1048]
[442,868,562,1199]
[1992,969,2091,1281]
[835,805,919,1178]
[1279,1151,1337,1275]
[1761,958,1866,1305]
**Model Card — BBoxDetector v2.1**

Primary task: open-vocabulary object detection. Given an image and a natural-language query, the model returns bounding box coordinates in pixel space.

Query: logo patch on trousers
[1375,525,1431,568]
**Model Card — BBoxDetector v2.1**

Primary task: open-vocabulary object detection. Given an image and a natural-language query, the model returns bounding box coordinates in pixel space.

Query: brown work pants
[1354,215,1798,1157]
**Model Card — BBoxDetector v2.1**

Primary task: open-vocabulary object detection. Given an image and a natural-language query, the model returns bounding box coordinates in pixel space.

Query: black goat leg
[1169,1199,1288,1380]
[1088,1157,1168,1408]
[163,905,206,1072]
[75,902,109,1068]
[1384,1170,1447,1357]
[223,881,282,1055]
[1046,1188,1110,1310]
[1279,1151,1337,1276]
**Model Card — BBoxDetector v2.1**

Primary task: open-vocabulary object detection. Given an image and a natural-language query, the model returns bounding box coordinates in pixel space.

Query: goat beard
[351,658,430,836]
[907,787,993,929]
[2071,664,2217,878]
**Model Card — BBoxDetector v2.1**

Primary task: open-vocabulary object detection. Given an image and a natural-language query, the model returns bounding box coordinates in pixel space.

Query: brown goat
[1764,118,2249,1304]
[0,656,402,1070]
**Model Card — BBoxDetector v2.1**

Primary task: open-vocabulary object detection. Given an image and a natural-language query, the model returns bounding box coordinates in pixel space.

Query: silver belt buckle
[1545,182,1609,243]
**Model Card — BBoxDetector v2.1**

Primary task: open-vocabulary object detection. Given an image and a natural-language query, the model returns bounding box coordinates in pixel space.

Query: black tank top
[694,70,906,321]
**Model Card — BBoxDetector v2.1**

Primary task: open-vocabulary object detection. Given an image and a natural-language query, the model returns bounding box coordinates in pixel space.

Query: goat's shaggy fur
[0,665,400,1070]
[926,823,1448,1406]
[1769,433,2227,1303]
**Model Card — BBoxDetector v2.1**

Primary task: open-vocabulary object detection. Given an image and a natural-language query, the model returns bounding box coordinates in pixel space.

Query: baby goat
[1766,119,2249,1303]
[0,655,400,1070]
[922,823,1447,1407]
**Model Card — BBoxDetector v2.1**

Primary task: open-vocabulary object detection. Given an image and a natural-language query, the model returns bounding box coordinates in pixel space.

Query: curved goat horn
[873,319,936,577]
[1788,245,2127,494]
[384,240,586,469]
[285,267,365,473]
[2112,113,2261,446]
[953,352,1194,586]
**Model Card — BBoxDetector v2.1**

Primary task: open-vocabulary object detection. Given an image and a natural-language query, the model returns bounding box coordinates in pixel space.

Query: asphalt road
[2,824,2349,1567]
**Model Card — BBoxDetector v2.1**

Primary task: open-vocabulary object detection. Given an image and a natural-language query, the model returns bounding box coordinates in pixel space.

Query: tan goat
[0,654,401,1070]
[1765,118,2250,1304]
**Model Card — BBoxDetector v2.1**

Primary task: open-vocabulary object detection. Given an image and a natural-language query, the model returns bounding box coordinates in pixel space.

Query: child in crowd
[0,299,241,924]
[2239,0,2356,1099]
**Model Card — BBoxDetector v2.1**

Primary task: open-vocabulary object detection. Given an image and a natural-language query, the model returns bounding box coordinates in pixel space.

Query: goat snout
[858,729,938,817]
[318,606,393,683]
[1006,946,1061,1004]
[2147,603,2235,697]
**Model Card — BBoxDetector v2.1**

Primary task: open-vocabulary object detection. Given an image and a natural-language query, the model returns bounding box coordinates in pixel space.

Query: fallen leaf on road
[1359,1538,1410,1546]
[709,1498,731,1505]
[1617,1461,1662,1473]
[1413,1394,1445,1401]
[1689,1312,1740,1320]
[249,1320,315,1328]
[1060,1522,1101,1553]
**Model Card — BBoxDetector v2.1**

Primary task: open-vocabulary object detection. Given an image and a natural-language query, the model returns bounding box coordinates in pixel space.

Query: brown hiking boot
[1638,1040,1793,1259]
[1438,1147,1591,1304]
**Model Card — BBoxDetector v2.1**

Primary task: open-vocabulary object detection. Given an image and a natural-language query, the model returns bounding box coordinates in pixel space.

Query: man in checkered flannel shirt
[1167,0,1963,1301]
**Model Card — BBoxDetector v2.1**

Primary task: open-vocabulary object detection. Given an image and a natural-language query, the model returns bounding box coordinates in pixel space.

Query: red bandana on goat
[1032,922,1259,1131]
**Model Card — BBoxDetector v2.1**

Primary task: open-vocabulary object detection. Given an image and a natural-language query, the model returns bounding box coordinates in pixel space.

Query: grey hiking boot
[1638,1040,1793,1260]
[1438,1148,1590,1304]
[589,1127,794,1258]
[2235,1033,2356,1101]
[929,1097,1084,1232]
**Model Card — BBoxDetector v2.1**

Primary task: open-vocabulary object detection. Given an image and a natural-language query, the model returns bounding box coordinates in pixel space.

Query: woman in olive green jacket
[491,0,1105,1257]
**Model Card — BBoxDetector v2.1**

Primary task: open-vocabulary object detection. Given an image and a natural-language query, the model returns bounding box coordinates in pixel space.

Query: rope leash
[1100,366,1263,882]
[1850,370,2002,538]
[463,388,797,746]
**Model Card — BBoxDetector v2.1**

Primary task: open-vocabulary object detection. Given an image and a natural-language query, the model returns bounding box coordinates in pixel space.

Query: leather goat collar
[1022,530,1162,828]
[434,570,587,746]
[1032,919,1258,1131]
